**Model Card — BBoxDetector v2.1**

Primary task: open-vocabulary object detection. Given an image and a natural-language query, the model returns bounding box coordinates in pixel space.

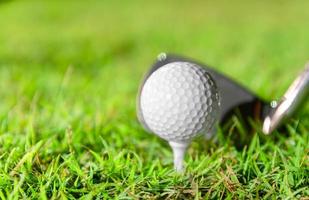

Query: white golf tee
[168,141,189,172]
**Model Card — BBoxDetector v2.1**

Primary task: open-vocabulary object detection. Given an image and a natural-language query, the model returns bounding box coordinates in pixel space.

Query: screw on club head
[157,52,167,62]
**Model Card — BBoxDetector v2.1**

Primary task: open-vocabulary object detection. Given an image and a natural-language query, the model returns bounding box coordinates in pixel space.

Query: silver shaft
[263,63,309,134]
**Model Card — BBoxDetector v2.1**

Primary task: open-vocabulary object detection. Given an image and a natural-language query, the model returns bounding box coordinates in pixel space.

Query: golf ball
[139,62,220,142]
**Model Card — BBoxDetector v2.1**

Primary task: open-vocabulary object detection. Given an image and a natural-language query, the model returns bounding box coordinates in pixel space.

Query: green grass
[0,0,308,199]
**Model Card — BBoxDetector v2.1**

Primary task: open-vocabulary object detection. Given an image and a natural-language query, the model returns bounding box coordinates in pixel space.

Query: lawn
[0,0,308,199]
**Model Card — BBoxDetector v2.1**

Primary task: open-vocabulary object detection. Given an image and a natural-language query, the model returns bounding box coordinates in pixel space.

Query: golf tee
[168,141,189,172]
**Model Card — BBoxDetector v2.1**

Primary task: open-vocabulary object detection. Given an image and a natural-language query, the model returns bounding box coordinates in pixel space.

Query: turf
[0,0,308,199]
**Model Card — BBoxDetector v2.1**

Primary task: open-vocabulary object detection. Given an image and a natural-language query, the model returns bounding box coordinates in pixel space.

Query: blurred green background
[0,0,308,199]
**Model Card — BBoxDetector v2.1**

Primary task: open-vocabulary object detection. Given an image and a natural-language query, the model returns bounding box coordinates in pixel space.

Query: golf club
[140,53,308,133]
[137,53,309,171]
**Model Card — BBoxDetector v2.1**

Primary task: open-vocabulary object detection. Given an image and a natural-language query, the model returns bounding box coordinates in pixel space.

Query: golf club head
[137,53,269,137]
[137,53,308,137]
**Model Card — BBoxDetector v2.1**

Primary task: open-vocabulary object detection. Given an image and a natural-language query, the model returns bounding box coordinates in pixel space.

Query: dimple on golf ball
[139,62,220,143]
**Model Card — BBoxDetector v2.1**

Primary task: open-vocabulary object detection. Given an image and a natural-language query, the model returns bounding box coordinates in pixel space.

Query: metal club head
[137,53,309,171]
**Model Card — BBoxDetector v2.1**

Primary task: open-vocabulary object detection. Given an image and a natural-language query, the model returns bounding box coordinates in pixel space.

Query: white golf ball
[139,62,220,143]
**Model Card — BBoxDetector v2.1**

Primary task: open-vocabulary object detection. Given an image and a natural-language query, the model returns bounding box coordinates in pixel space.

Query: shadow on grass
[217,113,298,151]
[193,110,299,154]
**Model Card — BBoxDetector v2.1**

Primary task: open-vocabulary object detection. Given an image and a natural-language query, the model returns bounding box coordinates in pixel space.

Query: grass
[0,0,308,199]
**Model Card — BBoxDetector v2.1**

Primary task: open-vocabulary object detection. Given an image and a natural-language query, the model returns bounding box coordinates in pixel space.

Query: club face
[137,53,268,135]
